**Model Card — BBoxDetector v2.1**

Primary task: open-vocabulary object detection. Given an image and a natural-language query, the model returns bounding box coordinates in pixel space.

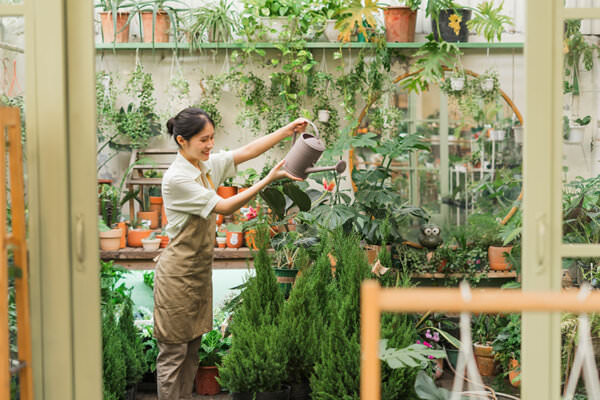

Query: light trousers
[156,336,203,400]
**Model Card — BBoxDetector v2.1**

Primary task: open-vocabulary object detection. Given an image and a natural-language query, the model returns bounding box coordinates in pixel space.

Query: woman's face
[178,123,215,163]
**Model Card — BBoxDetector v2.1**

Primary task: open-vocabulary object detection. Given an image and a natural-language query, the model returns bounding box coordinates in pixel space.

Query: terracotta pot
[226,231,243,248]
[100,228,122,251]
[141,10,170,43]
[508,358,520,387]
[473,343,496,376]
[127,229,152,247]
[149,196,163,217]
[383,6,417,42]
[216,214,224,226]
[117,221,127,249]
[156,235,169,248]
[138,211,159,229]
[195,366,221,395]
[488,246,513,271]
[274,268,299,298]
[364,244,381,265]
[161,204,167,228]
[100,11,130,43]
[217,186,238,198]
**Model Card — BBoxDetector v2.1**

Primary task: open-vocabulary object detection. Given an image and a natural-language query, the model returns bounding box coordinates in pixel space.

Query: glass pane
[565,0,600,8]
[0,15,26,400]
[562,19,600,244]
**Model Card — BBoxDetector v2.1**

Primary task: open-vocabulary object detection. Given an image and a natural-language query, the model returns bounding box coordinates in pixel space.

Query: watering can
[283,120,346,180]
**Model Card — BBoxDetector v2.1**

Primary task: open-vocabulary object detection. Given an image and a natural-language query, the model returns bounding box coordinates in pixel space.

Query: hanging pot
[481,78,495,92]
[450,77,465,91]
[317,109,330,123]
[513,126,524,144]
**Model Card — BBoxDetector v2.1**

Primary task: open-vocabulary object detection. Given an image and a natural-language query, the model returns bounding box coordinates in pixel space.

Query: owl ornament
[418,223,443,250]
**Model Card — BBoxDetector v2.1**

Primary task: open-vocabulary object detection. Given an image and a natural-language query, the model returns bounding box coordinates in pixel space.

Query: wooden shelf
[96,41,524,51]
[412,271,517,279]
[100,246,271,270]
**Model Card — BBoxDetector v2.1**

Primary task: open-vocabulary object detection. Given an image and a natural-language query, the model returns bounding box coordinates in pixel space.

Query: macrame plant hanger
[564,284,600,400]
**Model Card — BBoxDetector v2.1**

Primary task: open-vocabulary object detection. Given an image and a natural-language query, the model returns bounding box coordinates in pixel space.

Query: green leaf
[283,183,311,212]
[260,187,286,219]
[414,371,450,400]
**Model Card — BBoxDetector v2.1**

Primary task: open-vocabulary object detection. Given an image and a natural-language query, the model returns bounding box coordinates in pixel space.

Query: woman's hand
[283,118,309,138]
[267,159,303,183]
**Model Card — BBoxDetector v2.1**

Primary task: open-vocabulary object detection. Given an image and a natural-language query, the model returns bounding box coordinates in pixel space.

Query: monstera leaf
[334,0,384,43]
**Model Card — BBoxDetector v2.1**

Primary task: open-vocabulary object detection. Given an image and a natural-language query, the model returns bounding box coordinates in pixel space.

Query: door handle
[536,214,546,271]
[75,214,85,269]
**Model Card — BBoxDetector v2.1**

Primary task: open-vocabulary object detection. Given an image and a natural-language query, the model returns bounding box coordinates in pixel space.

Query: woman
[153,107,307,400]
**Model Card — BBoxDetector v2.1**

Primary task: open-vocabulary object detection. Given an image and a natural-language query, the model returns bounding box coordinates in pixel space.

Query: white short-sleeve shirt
[162,150,236,239]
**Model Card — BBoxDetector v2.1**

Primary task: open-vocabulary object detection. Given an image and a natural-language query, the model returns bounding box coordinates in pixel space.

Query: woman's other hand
[267,159,303,182]
[283,118,309,138]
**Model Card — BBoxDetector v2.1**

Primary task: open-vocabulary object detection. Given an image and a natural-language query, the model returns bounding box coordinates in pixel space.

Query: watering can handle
[292,119,320,144]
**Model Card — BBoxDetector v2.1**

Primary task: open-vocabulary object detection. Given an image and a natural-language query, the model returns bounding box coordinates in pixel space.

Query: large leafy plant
[335,0,384,42]
[184,0,239,45]
[198,329,232,367]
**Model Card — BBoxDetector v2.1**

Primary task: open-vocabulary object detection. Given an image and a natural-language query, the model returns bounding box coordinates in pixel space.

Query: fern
[467,1,513,43]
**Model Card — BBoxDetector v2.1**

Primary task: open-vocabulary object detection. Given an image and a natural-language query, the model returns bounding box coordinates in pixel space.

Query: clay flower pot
[488,246,513,271]
[508,358,520,387]
[127,229,152,248]
[100,228,122,251]
[473,343,496,376]
[195,366,221,395]
[117,221,127,249]
[156,235,169,248]
[141,10,170,43]
[149,196,163,216]
[100,11,130,43]
[138,211,159,229]
[244,230,257,250]
[226,231,243,248]
[383,6,417,42]
[217,186,238,199]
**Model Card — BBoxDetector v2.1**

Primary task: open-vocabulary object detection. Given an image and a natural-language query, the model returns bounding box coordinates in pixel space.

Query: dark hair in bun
[167,107,215,147]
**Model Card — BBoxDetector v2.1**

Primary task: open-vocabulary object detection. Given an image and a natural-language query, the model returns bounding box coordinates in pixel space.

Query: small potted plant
[98,217,122,251]
[564,115,590,144]
[216,231,227,248]
[95,0,134,43]
[183,0,239,46]
[195,328,232,395]
[217,177,238,199]
[141,231,161,251]
[492,313,521,387]
[155,228,169,248]
[127,219,153,248]
[225,223,243,248]
[472,314,503,377]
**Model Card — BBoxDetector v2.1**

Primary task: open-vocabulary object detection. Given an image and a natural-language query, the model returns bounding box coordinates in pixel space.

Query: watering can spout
[304,160,347,175]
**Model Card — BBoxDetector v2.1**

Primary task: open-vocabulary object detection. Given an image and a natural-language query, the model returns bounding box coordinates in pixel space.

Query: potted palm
[196,329,232,395]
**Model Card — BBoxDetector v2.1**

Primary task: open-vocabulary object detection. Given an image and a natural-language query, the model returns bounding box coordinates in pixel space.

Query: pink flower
[322,178,335,192]
[422,341,433,348]
[425,330,433,340]
[245,207,257,221]
[416,340,421,345]
[428,355,435,359]
[433,332,440,342]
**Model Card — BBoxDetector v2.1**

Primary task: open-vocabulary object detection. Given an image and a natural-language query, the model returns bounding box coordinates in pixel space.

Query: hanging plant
[474,68,500,103]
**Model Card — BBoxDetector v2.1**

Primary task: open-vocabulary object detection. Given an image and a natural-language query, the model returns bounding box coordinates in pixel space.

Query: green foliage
[118,298,146,385]
[401,35,461,93]
[198,329,232,366]
[218,225,288,393]
[564,19,596,96]
[143,271,155,289]
[335,0,384,43]
[102,302,127,400]
[112,64,161,151]
[466,1,513,43]
[492,313,520,377]
[184,0,238,46]
[280,247,333,384]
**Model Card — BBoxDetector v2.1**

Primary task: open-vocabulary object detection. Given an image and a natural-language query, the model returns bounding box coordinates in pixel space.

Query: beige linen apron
[154,176,217,344]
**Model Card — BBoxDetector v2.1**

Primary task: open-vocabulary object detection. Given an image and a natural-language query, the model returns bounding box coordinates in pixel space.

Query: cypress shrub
[102,302,126,399]
[280,242,333,385]
[219,225,288,394]
[310,231,371,399]
[118,298,146,386]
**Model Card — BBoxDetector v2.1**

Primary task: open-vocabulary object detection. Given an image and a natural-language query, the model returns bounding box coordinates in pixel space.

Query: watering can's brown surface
[284,120,346,179]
